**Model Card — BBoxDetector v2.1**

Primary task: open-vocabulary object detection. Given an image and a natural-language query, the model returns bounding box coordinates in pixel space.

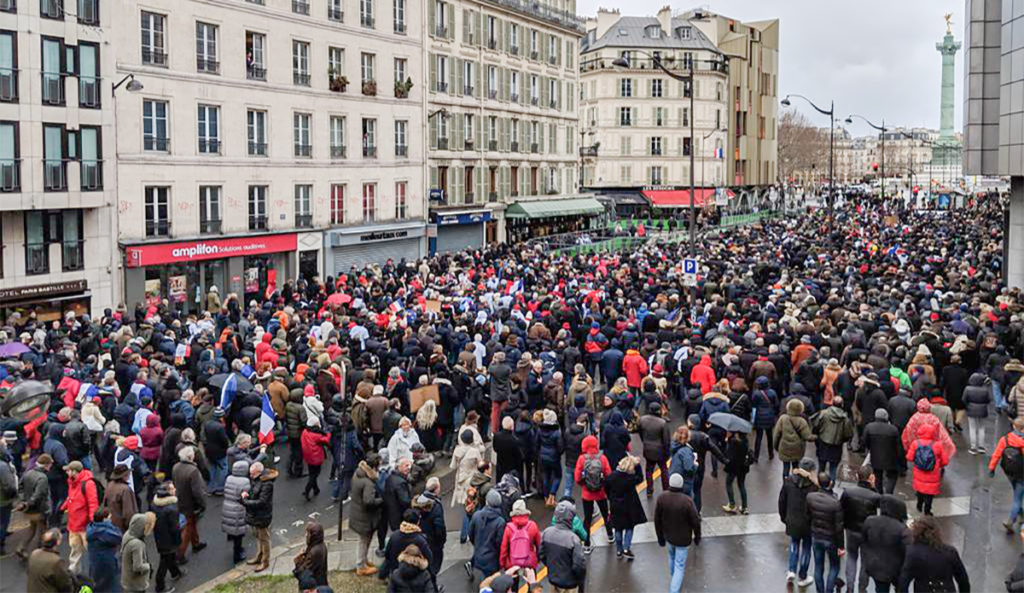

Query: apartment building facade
[0,0,115,322]
[425,0,583,250]
[112,0,424,310]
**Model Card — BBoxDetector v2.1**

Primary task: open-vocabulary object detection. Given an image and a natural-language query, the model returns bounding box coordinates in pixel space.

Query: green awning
[505,197,605,219]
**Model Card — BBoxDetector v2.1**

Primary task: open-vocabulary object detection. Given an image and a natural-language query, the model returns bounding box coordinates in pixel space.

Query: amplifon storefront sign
[124,234,298,268]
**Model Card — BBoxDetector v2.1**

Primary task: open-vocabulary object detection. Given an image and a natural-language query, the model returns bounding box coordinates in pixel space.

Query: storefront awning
[505,197,605,219]
[641,189,715,208]
[598,192,648,206]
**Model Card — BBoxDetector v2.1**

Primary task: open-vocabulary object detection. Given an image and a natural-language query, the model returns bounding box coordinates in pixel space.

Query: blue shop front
[429,209,492,254]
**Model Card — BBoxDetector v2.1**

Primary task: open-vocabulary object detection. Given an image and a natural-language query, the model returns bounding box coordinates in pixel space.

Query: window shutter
[538,124,544,154]
[429,54,437,92]
[453,165,463,201]
[478,166,486,200]
[500,68,509,102]
[429,166,438,191]
[500,165,508,199]
[481,117,489,147]
[446,5,454,40]
[504,21,511,52]
[478,12,484,47]
[501,118,510,151]
[462,9,471,43]
[454,113,463,149]
[476,61,482,98]
[429,114,437,149]
[453,57,462,96]
[428,4,435,36]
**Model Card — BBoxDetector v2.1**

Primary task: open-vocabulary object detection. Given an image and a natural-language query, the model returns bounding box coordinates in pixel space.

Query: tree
[778,110,829,184]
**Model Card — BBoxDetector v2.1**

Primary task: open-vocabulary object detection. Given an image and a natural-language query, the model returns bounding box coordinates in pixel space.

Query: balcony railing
[464,191,474,204]
[549,100,557,109]
[510,141,519,152]
[328,6,342,20]
[394,21,406,33]
[362,145,377,158]
[488,190,498,201]
[487,38,497,49]
[79,76,100,108]
[530,142,538,153]
[0,68,17,102]
[197,58,220,74]
[650,148,663,156]
[146,220,171,237]
[0,159,19,191]
[360,14,373,27]
[530,96,538,105]
[511,93,519,103]
[199,139,221,154]
[142,47,168,67]
[295,213,312,228]
[0,0,15,12]
[510,45,520,56]
[247,64,267,81]
[464,85,474,95]
[437,81,448,93]
[40,0,62,18]
[395,145,408,157]
[483,0,583,32]
[77,0,98,25]
[41,73,64,105]
[580,56,729,74]
[435,25,448,38]
[488,89,497,99]
[248,141,267,156]
[294,143,311,157]
[548,55,556,65]
[43,159,66,191]
[26,245,48,275]
[331,145,346,159]
[465,138,474,149]
[200,219,222,234]
[62,241,84,271]
[293,72,311,86]
[80,159,102,190]
[248,215,268,230]
[292,0,309,14]
[144,136,169,151]
[488,140,497,151]
[530,50,538,60]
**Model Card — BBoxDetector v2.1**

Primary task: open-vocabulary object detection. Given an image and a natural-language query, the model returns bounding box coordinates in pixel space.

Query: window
[394,120,407,156]
[41,37,64,105]
[292,41,310,86]
[361,183,376,222]
[548,78,557,108]
[328,0,343,21]
[194,22,219,74]
[530,29,538,56]
[547,35,557,63]
[361,52,375,84]
[141,11,167,66]
[486,16,497,49]
[646,25,660,39]
[676,26,691,39]
[294,184,312,228]
[619,136,630,156]
[651,79,663,98]
[619,78,632,98]
[620,165,631,184]
[362,118,376,157]
[292,0,309,15]
[487,66,497,98]
[393,0,405,33]
[330,184,345,225]
[248,185,267,230]
[437,113,448,145]
[40,0,61,19]
[654,107,664,127]
[328,47,345,90]
[716,109,721,130]
[61,210,83,271]
[247,109,267,156]
[199,185,221,234]
[464,114,474,145]
[395,181,407,219]
[246,32,266,80]
[43,124,66,191]
[0,31,15,102]
[436,55,449,92]
[394,58,407,84]
[509,24,519,52]
[488,116,497,149]
[618,107,632,127]
[79,126,101,190]
[360,0,373,28]
[330,116,346,158]
[78,42,99,108]
[509,70,519,101]
[529,75,538,103]
[145,186,170,237]
[25,212,48,274]
[197,104,220,154]
[294,112,311,157]
[463,60,474,94]
[716,82,723,101]
[681,107,689,127]
[650,136,662,156]
[682,137,692,156]
[143,99,169,151]
[650,166,662,184]
[433,0,447,36]
[0,121,18,192]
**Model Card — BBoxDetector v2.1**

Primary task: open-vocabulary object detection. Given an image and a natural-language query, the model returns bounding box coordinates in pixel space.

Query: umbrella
[707,412,752,434]
[325,293,352,306]
[0,342,30,357]
[208,372,254,393]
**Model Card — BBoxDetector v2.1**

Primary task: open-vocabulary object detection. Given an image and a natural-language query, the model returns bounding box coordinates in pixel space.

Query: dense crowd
[0,193,1021,593]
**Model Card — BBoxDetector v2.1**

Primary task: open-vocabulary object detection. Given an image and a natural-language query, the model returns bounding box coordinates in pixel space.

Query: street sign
[683,258,698,275]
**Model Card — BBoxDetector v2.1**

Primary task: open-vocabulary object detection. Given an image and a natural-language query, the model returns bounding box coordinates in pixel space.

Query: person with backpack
[989,417,1024,533]
[61,459,100,575]
[905,423,950,516]
[499,499,541,583]
[573,434,613,554]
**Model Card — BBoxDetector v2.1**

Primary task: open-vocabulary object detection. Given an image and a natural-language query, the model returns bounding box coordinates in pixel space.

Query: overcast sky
[576,0,965,136]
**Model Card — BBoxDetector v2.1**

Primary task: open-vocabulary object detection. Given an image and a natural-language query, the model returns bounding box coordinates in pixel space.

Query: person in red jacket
[301,416,332,501]
[905,423,950,516]
[622,349,649,390]
[690,355,717,395]
[499,499,541,583]
[988,418,1024,533]
[573,434,613,553]
[61,460,99,574]
[139,413,164,472]
[583,322,608,378]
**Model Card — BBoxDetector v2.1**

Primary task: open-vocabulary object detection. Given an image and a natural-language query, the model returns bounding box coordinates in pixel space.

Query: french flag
[219,373,238,410]
[506,279,523,295]
[258,392,276,445]
[715,147,724,158]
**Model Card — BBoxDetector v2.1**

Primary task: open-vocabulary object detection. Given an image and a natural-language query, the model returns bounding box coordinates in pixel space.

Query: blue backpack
[912,440,936,471]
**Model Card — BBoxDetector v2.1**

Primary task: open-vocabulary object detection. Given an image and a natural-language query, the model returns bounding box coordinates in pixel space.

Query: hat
[212,407,226,419]
[489,575,517,593]
[36,453,54,466]
[669,472,685,489]
[63,460,83,473]
[2,430,16,444]
[798,457,818,473]
[111,465,131,479]
[303,384,315,397]
[510,499,530,517]
[486,489,503,508]
[122,436,139,451]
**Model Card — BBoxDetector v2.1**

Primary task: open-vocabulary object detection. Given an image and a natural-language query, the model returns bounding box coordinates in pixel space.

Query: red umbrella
[325,293,352,306]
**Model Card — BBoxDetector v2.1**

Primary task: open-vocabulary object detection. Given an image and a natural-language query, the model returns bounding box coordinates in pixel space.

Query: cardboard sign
[424,299,441,313]
[409,384,439,413]
[883,215,899,227]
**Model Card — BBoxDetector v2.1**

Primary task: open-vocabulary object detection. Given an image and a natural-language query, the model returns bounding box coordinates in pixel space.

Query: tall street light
[845,114,887,200]
[613,51,728,257]
[782,94,834,230]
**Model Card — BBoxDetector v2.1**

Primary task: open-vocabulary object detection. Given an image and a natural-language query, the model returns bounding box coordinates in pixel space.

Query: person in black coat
[152,483,183,591]
[751,376,780,461]
[1005,527,1024,592]
[962,372,992,454]
[294,521,328,588]
[388,544,437,593]
[806,473,844,593]
[897,516,970,592]
[886,390,917,476]
[378,509,434,581]
[600,410,632,471]
[492,417,523,482]
[382,459,413,532]
[862,495,911,592]
[839,465,880,593]
[863,408,901,493]
[778,457,819,585]
[942,355,970,420]
[411,481,446,574]
[722,431,752,514]
[603,456,647,559]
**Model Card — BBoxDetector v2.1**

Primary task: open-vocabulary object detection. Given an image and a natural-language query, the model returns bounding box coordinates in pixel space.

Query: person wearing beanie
[779,457,819,587]
[467,489,507,579]
[499,499,541,580]
[863,407,900,494]
[300,414,331,501]
[654,472,701,593]
[378,508,432,583]
[539,500,586,591]
[16,453,53,559]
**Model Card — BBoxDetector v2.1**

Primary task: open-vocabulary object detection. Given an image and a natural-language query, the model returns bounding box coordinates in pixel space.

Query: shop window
[248,185,267,230]
[145,186,170,236]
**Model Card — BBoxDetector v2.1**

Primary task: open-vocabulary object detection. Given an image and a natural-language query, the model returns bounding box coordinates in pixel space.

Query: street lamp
[613,51,727,256]
[782,94,835,230]
[845,114,887,200]
[111,73,143,97]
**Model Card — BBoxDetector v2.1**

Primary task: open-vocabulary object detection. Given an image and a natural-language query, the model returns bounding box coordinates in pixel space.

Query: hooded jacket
[468,490,506,575]
[103,470,138,532]
[989,430,1024,475]
[221,460,251,537]
[906,423,949,495]
[773,398,815,462]
[778,468,819,539]
[152,492,181,553]
[861,495,910,584]
[622,349,649,389]
[499,513,541,569]
[62,468,99,532]
[86,519,123,593]
[379,521,433,581]
[540,502,586,589]
[811,405,854,447]
[901,398,956,459]
[698,391,730,425]
[298,523,328,587]
[242,468,278,528]
[120,513,153,592]
[573,435,611,502]
[350,460,383,535]
[690,355,716,395]
[962,372,991,418]
[138,413,163,462]
[389,547,437,593]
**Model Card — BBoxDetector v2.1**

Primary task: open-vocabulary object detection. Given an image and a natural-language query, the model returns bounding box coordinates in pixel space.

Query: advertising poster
[245,267,259,293]
[169,275,187,303]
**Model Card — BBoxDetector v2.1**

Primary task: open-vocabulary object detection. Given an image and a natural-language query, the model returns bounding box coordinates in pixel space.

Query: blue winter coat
[87,519,123,593]
[600,349,625,385]
[698,393,730,425]
[751,383,780,430]
[668,442,697,494]
[600,411,631,470]
[468,504,506,575]
[537,423,564,467]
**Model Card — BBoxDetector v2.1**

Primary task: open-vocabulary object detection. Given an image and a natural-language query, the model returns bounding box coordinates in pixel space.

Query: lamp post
[845,114,886,200]
[111,73,144,306]
[782,94,835,230]
[700,127,726,203]
[612,51,727,257]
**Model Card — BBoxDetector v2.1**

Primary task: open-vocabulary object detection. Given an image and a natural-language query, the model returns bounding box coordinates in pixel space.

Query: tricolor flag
[219,373,238,410]
[258,392,275,445]
[506,279,523,295]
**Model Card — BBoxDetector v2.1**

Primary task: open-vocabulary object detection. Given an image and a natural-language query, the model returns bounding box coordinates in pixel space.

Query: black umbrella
[708,412,752,434]
[208,372,254,393]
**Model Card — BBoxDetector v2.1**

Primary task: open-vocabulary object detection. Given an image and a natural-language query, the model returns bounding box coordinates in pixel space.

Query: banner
[245,268,259,293]
[123,233,297,268]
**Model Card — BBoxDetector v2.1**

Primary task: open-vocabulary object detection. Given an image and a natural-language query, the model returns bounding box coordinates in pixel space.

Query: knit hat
[485,489,503,508]
[36,453,54,466]
[122,436,139,451]
[212,407,226,419]
[510,499,530,517]
[798,457,818,473]
[303,384,316,397]
[669,472,685,489]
